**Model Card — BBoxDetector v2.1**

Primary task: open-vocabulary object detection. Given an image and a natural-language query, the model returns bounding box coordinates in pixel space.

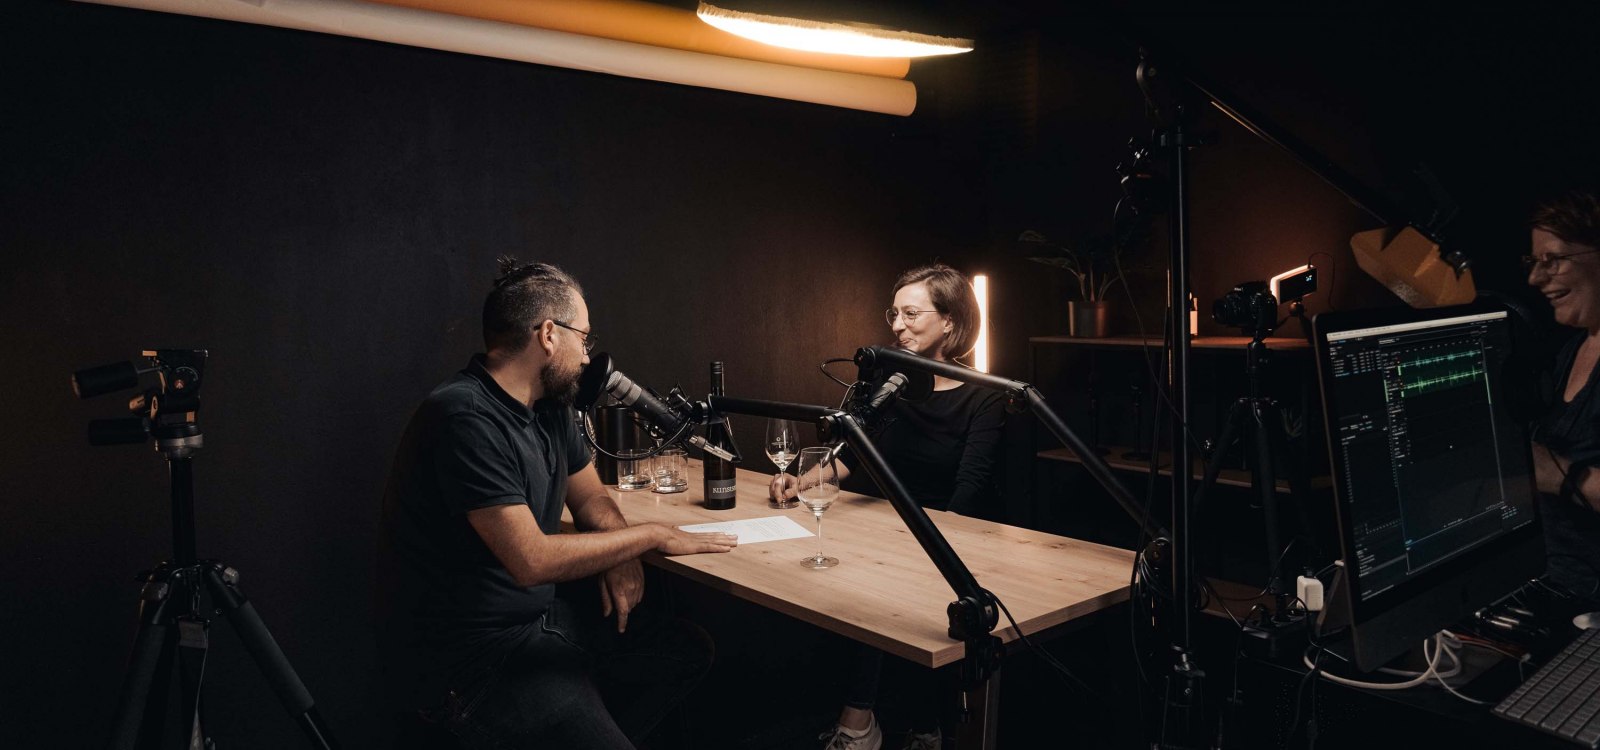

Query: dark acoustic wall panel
[5,2,1598,747]
[0,2,980,746]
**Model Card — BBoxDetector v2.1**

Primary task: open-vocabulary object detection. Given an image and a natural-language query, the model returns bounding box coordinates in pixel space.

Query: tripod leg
[109,577,177,750]
[1195,399,1248,517]
[1251,402,1285,598]
[175,617,211,750]
[201,564,338,750]
[1268,404,1317,543]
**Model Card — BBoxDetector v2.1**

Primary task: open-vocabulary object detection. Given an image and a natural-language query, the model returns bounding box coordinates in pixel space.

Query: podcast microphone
[866,373,910,412]
[576,353,734,461]
[853,358,934,421]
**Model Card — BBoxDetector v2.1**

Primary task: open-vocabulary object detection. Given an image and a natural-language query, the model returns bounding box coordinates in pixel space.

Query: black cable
[1285,648,1324,749]
[1306,251,1340,312]
[980,587,1097,697]
[819,358,856,389]
[1214,603,1267,749]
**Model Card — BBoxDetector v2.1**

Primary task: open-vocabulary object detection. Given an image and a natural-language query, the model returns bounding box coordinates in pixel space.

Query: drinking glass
[766,418,799,509]
[650,447,688,494]
[795,446,839,569]
[615,448,653,491]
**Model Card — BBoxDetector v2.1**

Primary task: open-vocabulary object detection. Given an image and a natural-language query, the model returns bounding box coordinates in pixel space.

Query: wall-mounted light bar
[973,274,989,373]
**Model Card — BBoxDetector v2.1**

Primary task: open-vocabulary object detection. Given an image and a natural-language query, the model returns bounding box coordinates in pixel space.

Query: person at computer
[1525,186,1600,604]
[375,259,739,749]
[770,263,1005,750]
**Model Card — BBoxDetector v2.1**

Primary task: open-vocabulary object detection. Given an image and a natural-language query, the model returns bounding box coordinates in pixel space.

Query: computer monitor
[1313,300,1544,672]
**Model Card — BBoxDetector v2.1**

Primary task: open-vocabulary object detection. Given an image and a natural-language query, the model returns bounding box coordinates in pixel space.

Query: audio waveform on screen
[1396,350,1485,398]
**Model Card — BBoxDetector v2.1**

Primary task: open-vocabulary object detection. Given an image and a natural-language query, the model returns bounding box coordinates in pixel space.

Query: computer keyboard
[1494,626,1600,747]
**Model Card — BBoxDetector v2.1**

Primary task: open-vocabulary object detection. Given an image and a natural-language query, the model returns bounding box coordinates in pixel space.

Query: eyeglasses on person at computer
[1523,249,1600,275]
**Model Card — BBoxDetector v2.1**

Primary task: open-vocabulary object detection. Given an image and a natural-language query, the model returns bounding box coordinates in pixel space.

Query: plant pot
[1068,300,1111,338]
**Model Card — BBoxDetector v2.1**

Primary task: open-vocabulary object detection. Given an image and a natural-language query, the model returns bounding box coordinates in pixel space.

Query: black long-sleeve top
[839,383,1006,518]
[1535,332,1600,603]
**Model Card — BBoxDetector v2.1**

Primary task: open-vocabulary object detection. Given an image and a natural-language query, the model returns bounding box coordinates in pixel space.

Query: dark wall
[0,2,978,746]
[4,1,1599,747]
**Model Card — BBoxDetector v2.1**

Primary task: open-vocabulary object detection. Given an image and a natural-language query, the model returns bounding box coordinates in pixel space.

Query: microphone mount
[852,346,1169,544]
[574,353,737,462]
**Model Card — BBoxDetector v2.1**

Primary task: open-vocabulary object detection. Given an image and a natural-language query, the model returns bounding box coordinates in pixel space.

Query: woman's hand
[770,472,799,503]
[1533,441,1567,495]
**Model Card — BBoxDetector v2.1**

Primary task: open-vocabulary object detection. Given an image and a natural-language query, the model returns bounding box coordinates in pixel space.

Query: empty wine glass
[766,418,799,509]
[795,447,839,569]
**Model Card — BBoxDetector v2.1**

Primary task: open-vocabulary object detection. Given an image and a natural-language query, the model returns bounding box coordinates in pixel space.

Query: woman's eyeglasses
[1523,249,1600,275]
[885,307,935,325]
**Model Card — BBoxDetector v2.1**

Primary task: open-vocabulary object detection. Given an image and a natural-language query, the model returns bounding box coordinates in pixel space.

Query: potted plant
[1018,229,1133,337]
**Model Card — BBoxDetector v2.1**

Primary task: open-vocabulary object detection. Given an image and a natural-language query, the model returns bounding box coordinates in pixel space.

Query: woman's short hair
[1532,186,1600,248]
[893,264,980,363]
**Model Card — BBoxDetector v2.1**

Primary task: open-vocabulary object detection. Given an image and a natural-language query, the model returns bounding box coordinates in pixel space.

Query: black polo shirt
[377,355,592,668]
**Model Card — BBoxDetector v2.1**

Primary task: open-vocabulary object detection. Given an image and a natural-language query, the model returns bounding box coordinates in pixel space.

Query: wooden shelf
[1029,335,1310,350]
[1037,446,1330,494]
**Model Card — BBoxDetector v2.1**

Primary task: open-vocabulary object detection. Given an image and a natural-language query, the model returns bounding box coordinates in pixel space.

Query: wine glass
[795,447,839,569]
[766,418,799,509]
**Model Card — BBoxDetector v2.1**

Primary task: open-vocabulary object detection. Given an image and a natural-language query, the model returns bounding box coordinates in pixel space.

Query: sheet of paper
[677,515,813,544]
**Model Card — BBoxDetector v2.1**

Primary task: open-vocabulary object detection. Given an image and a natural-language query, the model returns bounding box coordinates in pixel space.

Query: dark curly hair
[1532,186,1600,248]
[482,257,583,353]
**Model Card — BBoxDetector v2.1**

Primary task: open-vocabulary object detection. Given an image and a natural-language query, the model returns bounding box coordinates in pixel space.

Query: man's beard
[541,355,583,406]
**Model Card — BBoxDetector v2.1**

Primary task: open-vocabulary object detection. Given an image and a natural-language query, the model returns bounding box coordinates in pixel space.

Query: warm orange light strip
[364,0,911,79]
[74,0,917,116]
[973,274,989,373]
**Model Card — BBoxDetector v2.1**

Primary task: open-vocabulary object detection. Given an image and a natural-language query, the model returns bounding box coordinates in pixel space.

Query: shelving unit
[1021,332,1334,563]
[1028,335,1310,350]
[1036,446,1332,494]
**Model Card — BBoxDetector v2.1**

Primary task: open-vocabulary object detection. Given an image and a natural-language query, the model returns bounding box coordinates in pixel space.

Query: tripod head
[74,349,208,457]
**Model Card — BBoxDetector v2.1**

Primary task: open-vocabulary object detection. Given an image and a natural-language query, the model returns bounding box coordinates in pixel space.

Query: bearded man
[376,259,736,749]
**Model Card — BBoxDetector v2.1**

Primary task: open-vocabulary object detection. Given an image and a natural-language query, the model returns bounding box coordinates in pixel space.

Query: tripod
[106,428,336,750]
[1194,333,1313,647]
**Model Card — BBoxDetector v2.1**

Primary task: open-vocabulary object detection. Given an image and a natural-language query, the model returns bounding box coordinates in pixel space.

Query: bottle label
[705,478,737,506]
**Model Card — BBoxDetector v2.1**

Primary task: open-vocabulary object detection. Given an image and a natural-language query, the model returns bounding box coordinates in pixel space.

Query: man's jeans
[429,598,713,749]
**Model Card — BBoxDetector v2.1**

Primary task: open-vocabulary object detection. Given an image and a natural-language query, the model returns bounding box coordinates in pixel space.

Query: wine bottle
[702,361,737,510]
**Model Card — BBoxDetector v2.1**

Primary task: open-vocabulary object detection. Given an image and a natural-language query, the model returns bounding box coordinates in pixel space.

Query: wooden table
[581,461,1135,745]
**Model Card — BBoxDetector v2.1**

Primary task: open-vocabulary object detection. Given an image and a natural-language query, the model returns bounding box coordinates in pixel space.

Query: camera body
[1213,281,1278,336]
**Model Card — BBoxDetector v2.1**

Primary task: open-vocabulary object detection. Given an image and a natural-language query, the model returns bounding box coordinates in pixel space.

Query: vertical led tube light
[973,274,989,373]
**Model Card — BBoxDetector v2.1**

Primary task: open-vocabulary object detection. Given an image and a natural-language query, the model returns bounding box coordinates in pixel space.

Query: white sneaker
[819,715,883,750]
[901,730,940,750]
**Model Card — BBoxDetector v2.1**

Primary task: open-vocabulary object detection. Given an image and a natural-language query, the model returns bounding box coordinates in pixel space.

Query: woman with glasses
[772,264,1004,750]
[1526,186,1600,607]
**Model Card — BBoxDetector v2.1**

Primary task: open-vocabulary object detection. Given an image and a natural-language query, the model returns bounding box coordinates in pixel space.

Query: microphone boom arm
[855,346,1169,542]
[707,394,1005,688]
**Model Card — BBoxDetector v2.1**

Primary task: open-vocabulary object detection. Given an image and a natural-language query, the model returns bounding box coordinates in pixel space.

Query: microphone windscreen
[575,352,614,412]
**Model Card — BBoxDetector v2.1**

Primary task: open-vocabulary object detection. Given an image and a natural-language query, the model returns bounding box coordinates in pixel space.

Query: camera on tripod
[71,348,338,749]
[73,349,207,452]
[1212,264,1318,338]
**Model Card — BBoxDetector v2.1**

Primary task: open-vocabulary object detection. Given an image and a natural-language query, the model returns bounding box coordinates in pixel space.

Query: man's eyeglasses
[885,307,936,326]
[1523,249,1600,275]
[551,320,596,354]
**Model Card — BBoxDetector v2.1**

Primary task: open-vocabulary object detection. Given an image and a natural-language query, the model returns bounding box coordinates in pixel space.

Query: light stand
[75,351,337,750]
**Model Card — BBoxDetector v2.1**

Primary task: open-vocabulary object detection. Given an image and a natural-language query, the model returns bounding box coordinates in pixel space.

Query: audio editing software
[1324,312,1533,600]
